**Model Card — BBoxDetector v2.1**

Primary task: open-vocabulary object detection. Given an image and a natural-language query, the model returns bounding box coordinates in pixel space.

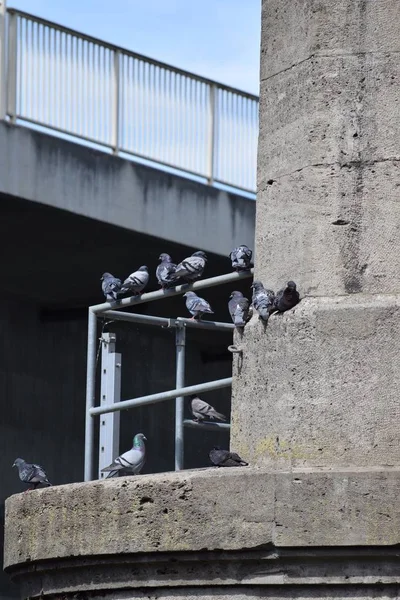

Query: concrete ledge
[5,467,400,572]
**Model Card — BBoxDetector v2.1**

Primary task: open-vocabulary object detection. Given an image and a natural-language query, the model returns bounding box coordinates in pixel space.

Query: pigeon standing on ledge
[101,433,147,478]
[172,251,207,282]
[156,253,177,289]
[209,447,248,467]
[229,245,253,271]
[190,394,227,423]
[183,291,214,320]
[13,458,52,490]
[101,272,122,301]
[251,280,275,322]
[119,266,149,296]
[274,280,300,312]
[228,290,250,327]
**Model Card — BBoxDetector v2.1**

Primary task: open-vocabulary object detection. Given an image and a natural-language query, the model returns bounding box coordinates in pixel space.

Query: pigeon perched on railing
[101,433,147,478]
[183,291,214,320]
[119,266,149,296]
[101,272,122,301]
[172,251,207,282]
[156,253,177,289]
[209,447,248,467]
[251,280,275,322]
[229,245,253,271]
[228,290,250,327]
[274,280,300,312]
[13,458,52,490]
[190,395,227,423]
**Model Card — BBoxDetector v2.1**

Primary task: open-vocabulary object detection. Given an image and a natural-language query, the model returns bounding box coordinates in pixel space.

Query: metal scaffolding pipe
[84,309,97,481]
[89,377,233,416]
[175,324,186,470]
[183,420,231,431]
[90,269,254,314]
[102,311,235,332]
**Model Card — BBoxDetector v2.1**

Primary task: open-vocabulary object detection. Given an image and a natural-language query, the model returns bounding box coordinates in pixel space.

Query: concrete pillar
[231,0,400,470]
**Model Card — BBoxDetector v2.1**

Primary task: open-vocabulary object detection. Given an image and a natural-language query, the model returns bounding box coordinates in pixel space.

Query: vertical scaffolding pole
[175,323,186,470]
[84,309,97,481]
[98,333,121,479]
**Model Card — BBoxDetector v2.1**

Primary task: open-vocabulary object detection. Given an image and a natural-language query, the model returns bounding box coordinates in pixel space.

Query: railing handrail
[7,7,259,102]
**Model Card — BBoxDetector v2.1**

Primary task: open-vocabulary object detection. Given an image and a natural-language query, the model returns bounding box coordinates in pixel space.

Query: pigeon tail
[257,307,271,322]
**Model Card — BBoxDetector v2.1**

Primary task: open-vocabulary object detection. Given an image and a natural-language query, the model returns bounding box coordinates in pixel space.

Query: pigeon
[251,280,275,322]
[172,251,207,282]
[156,253,177,289]
[274,280,300,312]
[209,447,248,467]
[13,458,52,490]
[183,291,214,320]
[101,272,122,301]
[190,394,227,423]
[119,266,149,296]
[101,433,147,478]
[229,245,253,271]
[228,290,250,327]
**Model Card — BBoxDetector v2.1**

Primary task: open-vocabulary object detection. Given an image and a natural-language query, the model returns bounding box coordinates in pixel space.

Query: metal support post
[0,0,7,120]
[98,333,121,479]
[84,309,97,481]
[175,323,186,470]
[111,50,120,154]
[7,9,16,122]
[207,84,217,185]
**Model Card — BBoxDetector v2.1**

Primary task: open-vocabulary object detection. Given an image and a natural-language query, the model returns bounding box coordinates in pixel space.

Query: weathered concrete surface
[231,295,400,468]
[0,122,255,258]
[4,469,400,596]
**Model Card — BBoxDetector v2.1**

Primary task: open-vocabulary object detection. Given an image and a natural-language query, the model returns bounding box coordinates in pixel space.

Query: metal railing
[1,5,258,193]
[85,269,253,481]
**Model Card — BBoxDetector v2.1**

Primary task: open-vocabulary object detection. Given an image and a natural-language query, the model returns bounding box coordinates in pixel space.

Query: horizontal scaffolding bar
[91,269,254,314]
[89,377,233,416]
[183,419,231,431]
[101,311,235,332]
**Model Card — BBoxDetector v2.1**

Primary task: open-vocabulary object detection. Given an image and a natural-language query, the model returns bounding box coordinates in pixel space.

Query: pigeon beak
[12,462,16,468]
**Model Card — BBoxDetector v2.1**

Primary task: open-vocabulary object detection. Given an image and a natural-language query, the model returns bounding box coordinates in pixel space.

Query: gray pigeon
[183,291,214,320]
[156,253,177,289]
[251,280,275,322]
[119,266,149,296]
[229,245,253,271]
[101,433,147,478]
[274,280,300,312]
[190,395,227,423]
[209,447,248,467]
[101,272,122,301]
[228,290,250,327]
[172,251,207,282]
[13,458,52,490]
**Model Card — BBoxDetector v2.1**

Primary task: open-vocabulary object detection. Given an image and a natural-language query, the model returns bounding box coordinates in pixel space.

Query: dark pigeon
[101,272,122,301]
[251,280,275,322]
[209,447,248,467]
[156,253,177,289]
[274,281,300,312]
[228,290,250,327]
[172,251,207,282]
[13,458,52,490]
[183,291,214,320]
[229,245,253,271]
[119,266,149,296]
[190,394,227,423]
[101,433,147,478]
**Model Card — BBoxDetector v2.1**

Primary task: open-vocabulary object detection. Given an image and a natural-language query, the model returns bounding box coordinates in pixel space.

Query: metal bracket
[98,332,122,479]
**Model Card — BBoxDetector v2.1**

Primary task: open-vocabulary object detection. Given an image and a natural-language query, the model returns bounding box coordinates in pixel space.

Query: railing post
[7,9,17,122]
[98,333,121,479]
[175,323,186,470]
[84,309,97,482]
[0,0,7,120]
[207,83,217,185]
[111,49,120,154]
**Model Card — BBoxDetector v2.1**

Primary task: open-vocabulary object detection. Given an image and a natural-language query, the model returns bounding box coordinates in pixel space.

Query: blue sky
[8,0,261,94]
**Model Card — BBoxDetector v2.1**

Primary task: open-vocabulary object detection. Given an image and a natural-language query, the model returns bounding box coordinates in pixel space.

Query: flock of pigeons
[100,244,300,326]
[11,245,300,491]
